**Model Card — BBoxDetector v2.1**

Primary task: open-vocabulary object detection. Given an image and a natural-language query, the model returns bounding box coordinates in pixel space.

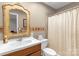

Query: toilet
[39,39,59,56]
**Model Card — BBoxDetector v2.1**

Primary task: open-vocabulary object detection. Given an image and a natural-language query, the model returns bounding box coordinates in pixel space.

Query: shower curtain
[48,7,79,56]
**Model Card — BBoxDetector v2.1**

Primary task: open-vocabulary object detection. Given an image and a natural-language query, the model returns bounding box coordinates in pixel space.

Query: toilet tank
[40,39,48,49]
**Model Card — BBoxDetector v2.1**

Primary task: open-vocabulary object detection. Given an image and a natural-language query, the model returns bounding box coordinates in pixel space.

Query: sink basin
[7,37,33,48]
[21,40,32,45]
[6,41,21,49]
[0,37,40,50]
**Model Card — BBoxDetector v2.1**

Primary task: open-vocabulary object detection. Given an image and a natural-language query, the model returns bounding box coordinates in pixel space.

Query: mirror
[9,9,27,34]
[3,4,30,43]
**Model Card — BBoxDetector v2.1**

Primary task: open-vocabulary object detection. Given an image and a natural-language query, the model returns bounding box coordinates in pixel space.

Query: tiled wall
[31,27,46,39]
[31,27,44,32]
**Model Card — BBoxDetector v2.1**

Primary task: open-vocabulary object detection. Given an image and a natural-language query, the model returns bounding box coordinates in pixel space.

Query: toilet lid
[43,48,56,55]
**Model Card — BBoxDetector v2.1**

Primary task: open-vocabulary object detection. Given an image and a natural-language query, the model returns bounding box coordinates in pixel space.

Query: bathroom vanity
[0,37,41,56]
[4,44,41,56]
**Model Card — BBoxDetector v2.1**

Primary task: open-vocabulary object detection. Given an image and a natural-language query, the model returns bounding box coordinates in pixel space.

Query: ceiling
[44,2,72,9]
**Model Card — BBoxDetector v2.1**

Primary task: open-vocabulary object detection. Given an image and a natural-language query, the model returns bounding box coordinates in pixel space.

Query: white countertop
[0,37,41,56]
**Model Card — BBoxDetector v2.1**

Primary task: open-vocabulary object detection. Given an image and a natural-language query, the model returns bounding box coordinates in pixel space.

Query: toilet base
[42,52,60,56]
[42,48,60,56]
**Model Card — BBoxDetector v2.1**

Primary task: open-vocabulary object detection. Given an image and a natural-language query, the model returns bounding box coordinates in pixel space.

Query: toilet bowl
[42,48,57,56]
[38,37,59,56]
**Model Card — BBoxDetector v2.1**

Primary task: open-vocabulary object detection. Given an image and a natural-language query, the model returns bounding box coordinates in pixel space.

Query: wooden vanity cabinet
[4,44,41,56]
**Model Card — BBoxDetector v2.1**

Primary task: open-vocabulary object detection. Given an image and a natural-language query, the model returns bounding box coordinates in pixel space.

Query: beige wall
[0,2,55,27]
[0,2,55,41]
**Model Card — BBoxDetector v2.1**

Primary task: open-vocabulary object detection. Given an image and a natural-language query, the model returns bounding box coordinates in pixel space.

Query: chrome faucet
[17,37,22,41]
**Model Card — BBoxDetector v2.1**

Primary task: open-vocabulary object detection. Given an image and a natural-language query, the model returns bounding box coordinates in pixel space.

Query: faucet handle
[38,35,44,40]
[16,37,22,41]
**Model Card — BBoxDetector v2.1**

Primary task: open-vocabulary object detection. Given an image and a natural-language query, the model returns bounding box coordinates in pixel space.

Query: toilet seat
[42,48,57,56]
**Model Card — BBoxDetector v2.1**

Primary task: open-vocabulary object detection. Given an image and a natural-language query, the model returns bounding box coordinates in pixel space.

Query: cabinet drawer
[4,44,41,56]
[30,51,41,56]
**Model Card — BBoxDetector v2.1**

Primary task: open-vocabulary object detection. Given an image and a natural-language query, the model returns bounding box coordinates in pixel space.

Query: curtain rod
[52,5,79,16]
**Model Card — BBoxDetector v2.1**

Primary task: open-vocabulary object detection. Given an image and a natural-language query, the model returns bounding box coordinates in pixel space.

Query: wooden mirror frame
[2,4,30,43]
